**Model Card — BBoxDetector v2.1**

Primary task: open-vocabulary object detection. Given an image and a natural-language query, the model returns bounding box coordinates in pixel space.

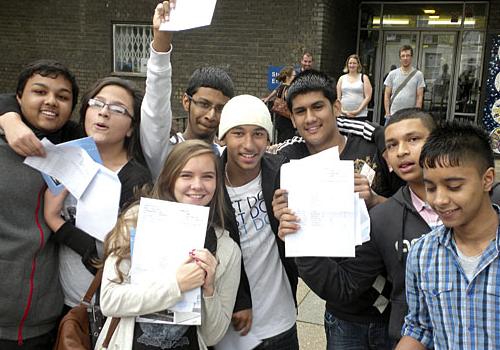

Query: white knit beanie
[218,94,273,140]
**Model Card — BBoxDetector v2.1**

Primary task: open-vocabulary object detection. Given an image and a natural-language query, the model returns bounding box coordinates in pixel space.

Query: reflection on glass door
[418,32,457,121]
[454,31,484,122]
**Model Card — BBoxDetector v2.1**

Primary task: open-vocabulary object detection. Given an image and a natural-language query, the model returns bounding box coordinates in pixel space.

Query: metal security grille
[113,24,153,76]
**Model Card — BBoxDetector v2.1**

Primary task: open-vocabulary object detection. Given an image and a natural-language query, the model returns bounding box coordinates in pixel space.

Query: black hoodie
[295,185,431,340]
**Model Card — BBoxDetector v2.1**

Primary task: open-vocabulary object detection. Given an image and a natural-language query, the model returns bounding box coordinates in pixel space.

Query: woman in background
[337,54,372,121]
[263,66,296,143]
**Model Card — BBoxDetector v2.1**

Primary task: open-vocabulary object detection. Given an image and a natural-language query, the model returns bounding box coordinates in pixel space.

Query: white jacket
[94,228,241,350]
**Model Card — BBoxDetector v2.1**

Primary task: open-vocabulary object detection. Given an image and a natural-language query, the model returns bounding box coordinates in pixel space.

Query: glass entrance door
[377,32,418,121]
[418,32,457,121]
[376,31,458,122]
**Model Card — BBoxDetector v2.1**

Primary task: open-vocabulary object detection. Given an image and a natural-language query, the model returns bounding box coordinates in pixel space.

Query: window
[113,24,153,76]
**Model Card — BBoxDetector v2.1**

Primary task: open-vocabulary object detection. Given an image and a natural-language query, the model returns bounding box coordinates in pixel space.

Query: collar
[400,67,415,75]
[409,187,427,212]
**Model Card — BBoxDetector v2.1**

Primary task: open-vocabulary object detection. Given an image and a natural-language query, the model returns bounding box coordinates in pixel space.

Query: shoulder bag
[271,85,291,119]
[53,269,120,350]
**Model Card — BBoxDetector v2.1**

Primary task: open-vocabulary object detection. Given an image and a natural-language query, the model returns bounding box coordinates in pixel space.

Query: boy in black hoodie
[278,107,439,345]
[275,70,395,349]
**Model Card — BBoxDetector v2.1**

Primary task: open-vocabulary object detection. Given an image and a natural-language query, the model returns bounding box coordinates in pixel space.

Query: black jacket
[295,186,430,339]
[278,132,397,325]
[221,150,299,312]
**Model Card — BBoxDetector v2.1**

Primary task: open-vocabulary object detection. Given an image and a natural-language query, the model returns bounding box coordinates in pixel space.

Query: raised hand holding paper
[160,0,217,31]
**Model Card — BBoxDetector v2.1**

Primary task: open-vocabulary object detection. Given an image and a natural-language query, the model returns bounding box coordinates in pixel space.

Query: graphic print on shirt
[231,188,270,256]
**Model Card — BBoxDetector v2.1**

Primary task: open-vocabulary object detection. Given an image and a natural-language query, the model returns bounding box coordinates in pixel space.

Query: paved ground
[296,278,326,350]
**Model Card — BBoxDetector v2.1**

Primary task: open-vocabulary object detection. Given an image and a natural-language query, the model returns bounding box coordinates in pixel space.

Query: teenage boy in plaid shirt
[397,121,500,349]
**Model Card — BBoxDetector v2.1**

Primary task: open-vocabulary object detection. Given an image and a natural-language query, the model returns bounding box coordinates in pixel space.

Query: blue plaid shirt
[402,213,500,349]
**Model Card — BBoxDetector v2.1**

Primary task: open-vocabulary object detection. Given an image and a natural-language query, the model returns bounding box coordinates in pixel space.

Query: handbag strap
[102,317,120,348]
[390,69,418,105]
[82,268,103,304]
[83,269,121,348]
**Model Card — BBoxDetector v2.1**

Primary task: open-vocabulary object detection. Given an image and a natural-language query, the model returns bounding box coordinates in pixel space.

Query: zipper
[17,187,46,345]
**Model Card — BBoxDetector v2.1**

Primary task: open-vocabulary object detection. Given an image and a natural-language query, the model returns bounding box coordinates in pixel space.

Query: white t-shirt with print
[227,173,296,340]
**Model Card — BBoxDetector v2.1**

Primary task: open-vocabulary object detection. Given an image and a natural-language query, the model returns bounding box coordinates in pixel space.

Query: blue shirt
[402,210,500,349]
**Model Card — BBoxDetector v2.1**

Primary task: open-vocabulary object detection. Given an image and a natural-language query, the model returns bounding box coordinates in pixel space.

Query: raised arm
[140,1,174,179]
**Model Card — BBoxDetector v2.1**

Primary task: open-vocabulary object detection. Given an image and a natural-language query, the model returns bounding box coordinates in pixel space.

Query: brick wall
[319,0,360,80]
[0,0,157,105]
[0,0,331,121]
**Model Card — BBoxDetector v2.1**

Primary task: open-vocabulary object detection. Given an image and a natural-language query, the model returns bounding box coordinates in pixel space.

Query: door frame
[417,31,459,121]
[375,30,462,123]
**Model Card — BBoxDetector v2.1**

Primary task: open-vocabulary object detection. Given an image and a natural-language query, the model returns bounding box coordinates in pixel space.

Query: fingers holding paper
[272,188,289,221]
[354,173,383,209]
[176,255,205,292]
[152,1,174,52]
[278,208,300,241]
[192,248,217,296]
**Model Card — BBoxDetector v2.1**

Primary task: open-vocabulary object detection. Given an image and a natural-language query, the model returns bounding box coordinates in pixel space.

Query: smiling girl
[95,140,241,350]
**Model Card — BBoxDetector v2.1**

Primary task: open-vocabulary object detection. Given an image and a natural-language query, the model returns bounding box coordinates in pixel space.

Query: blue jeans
[324,311,393,350]
[254,324,299,350]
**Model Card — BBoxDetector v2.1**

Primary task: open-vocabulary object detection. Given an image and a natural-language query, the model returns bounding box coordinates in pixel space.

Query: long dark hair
[79,77,146,166]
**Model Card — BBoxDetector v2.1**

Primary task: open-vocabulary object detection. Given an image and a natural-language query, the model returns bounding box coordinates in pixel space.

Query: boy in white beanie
[219,94,299,349]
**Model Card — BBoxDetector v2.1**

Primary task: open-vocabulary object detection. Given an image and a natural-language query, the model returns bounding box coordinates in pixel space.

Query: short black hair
[419,121,494,174]
[16,59,79,111]
[386,108,437,133]
[286,69,337,111]
[185,67,235,99]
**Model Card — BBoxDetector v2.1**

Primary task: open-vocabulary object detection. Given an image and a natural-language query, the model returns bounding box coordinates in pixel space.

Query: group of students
[1,2,500,350]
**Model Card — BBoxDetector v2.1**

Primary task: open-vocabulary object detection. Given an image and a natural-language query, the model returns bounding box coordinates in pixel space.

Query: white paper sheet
[130,198,209,325]
[282,159,356,257]
[24,138,99,199]
[215,326,262,350]
[75,166,121,241]
[160,0,217,31]
[354,193,362,246]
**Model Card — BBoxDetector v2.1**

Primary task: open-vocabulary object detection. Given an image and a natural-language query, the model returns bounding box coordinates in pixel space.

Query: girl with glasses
[42,76,152,315]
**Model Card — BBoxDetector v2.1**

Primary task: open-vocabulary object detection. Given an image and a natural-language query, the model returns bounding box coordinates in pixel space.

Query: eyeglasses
[88,98,132,118]
[187,95,225,115]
